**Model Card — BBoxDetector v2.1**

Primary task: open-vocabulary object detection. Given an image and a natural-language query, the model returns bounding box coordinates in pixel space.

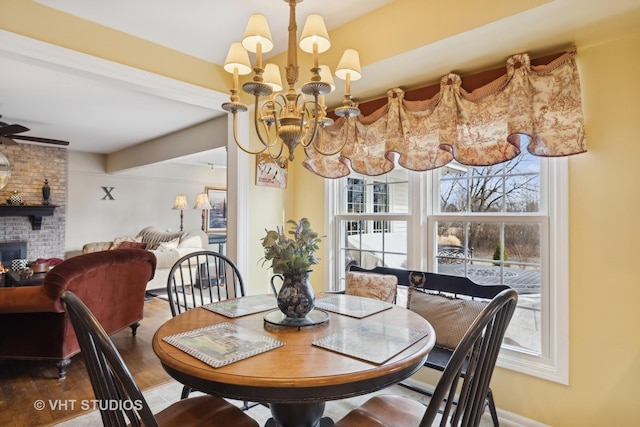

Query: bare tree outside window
[438,155,541,264]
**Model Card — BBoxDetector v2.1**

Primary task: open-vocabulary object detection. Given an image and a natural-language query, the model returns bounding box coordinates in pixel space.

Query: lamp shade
[224,42,252,75]
[263,63,283,92]
[335,49,362,81]
[242,14,274,53]
[193,193,211,210]
[299,14,330,54]
[319,65,336,92]
[172,194,189,210]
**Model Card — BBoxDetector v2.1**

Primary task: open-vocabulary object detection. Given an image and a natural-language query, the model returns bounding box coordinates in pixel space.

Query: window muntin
[439,160,541,214]
[340,219,408,271]
[372,182,390,233]
[337,170,410,279]
[346,178,365,235]
[435,219,543,354]
[344,172,409,214]
[433,146,545,354]
[329,150,568,383]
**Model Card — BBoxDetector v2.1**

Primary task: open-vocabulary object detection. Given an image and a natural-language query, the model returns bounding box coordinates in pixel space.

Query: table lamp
[193,193,211,231]
[172,194,189,231]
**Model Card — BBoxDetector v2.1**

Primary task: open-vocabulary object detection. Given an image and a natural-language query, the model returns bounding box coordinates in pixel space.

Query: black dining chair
[166,250,246,317]
[166,250,259,409]
[60,291,259,427]
[334,288,518,427]
[350,265,510,426]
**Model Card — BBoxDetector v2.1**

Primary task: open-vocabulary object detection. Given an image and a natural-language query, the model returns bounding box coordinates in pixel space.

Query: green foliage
[493,242,508,264]
[260,218,324,275]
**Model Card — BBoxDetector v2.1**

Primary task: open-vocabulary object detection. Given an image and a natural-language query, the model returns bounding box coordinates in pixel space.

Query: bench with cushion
[349,265,510,426]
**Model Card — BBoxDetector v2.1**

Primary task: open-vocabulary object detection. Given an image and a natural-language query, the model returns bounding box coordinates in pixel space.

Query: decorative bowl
[28,261,50,273]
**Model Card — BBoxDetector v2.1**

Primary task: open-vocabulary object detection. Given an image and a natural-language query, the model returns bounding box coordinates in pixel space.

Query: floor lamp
[193,193,211,231]
[172,194,189,231]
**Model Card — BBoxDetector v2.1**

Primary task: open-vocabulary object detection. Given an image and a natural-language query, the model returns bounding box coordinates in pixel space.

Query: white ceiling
[35,0,394,64]
[1,0,639,168]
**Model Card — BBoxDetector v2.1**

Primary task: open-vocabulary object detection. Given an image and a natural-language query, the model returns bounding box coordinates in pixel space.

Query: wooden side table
[4,271,47,287]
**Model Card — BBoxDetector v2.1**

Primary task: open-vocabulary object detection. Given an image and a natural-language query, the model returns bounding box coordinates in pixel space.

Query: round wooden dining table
[152,296,435,427]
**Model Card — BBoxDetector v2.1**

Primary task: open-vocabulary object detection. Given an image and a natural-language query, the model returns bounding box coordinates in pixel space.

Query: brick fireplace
[0,144,67,261]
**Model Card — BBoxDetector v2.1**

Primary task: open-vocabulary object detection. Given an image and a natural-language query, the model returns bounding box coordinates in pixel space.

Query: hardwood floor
[0,296,174,427]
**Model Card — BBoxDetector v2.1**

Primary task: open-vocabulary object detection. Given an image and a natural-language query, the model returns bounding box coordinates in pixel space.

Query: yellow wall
[530,32,640,425]
[245,152,327,294]
[4,1,640,424]
[258,32,640,426]
[290,160,327,290]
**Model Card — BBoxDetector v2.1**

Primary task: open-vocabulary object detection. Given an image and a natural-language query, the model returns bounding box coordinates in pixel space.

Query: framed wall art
[255,153,288,189]
[205,186,227,233]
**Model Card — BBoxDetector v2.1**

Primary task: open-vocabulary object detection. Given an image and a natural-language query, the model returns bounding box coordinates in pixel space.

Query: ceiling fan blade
[9,134,69,146]
[0,124,29,135]
[0,135,18,146]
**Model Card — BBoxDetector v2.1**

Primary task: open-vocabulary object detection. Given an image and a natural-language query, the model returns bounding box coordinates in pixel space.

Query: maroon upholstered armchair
[0,249,156,378]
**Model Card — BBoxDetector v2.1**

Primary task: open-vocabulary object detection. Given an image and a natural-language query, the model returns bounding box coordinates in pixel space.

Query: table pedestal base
[266,402,333,427]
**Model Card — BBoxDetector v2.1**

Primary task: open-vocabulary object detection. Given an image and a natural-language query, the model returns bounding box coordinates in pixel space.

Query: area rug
[52,381,439,426]
[54,380,504,426]
[146,287,214,305]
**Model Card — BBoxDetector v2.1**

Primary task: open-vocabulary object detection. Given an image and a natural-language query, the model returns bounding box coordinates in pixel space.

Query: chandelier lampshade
[221,0,362,162]
[318,65,335,91]
[242,14,274,54]
[335,49,362,81]
[334,49,362,118]
[263,63,283,92]
[299,14,330,53]
[223,42,252,75]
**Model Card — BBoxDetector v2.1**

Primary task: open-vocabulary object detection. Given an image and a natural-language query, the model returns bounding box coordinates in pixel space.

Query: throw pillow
[177,235,202,249]
[345,271,398,303]
[110,236,142,250]
[37,257,63,267]
[117,241,147,250]
[408,290,486,350]
[137,227,184,251]
[157,238,180,250]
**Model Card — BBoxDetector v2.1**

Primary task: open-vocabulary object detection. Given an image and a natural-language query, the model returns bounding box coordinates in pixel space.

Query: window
[346,178,365,235]
[333,171,411,285]
[328,148,569,384]
[346,178,394,235]
[372,182,390,233]
[432,154,543,354]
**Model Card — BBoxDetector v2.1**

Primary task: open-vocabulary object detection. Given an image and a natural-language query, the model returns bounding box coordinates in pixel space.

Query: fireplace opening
[0,241,27,265]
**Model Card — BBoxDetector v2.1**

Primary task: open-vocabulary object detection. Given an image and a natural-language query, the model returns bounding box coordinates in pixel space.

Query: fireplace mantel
[0,205,57,230]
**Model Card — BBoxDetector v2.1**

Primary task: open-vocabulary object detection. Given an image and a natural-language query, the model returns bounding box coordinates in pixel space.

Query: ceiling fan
[0,115,69,146]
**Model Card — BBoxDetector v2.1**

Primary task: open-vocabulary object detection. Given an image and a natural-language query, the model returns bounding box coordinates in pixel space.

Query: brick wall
[0,144,67,260]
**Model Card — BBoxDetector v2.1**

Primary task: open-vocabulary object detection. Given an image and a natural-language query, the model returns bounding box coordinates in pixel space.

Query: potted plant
[261,218,323,319]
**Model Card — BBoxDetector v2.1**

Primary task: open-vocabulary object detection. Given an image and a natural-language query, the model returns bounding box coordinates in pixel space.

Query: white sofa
[82,226,208,291]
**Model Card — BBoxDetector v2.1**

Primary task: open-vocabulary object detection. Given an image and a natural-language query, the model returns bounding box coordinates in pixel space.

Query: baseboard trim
[400,378,550,427]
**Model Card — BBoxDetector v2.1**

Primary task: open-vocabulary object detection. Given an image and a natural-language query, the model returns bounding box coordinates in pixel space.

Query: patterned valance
[303,48,586,178]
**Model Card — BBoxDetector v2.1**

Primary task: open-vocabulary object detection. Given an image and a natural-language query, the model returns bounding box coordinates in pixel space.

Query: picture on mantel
[256,153,287,189]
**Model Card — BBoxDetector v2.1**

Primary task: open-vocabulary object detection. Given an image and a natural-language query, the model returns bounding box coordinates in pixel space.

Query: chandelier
[221,0,362,161]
